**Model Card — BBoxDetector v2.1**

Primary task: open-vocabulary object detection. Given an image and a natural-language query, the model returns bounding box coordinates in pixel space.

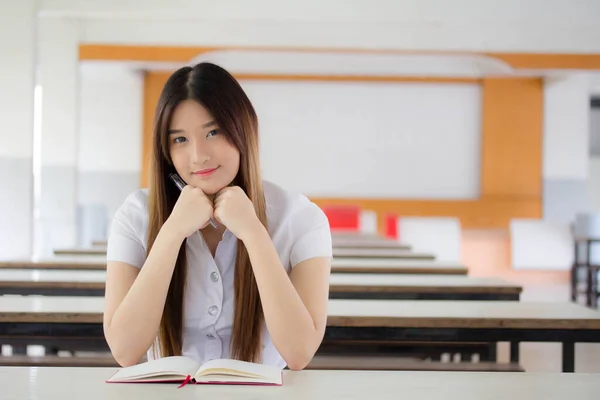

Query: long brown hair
[146,62,267,362]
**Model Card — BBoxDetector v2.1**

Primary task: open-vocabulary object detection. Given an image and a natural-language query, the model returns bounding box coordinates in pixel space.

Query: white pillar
[543,73,591,223]
[0,1,36,258]
[36,18,80,255]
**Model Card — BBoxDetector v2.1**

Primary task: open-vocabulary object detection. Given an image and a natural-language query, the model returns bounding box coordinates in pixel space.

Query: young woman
[103,62,332,371]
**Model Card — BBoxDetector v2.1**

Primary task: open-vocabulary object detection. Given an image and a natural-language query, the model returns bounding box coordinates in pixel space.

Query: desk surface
[331,237,410,250]
[53,246,428,258]
[1,367,599,400]
[328,274,521,294]
[0,258,466,274]
[1,297,599,330]
[332,248,435,259]
[53,247,107,256]
[0,270,517,295]
[0,258,106,270]
[331,258,468,274]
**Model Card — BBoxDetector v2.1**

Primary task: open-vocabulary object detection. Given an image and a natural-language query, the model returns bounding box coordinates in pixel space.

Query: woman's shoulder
[112,188,150,231]
[263,180,327,227]
[118,188,150,215]
[263,180,309,212]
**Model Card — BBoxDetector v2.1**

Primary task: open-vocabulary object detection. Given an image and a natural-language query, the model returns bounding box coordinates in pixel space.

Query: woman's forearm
[106,225,183,366]
[242,225,321,370]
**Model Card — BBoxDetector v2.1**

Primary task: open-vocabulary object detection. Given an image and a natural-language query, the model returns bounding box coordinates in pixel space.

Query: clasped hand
[166,185,261,241]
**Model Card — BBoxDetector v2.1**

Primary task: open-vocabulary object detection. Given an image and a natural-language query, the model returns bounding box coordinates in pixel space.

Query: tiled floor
[462,229,600,373]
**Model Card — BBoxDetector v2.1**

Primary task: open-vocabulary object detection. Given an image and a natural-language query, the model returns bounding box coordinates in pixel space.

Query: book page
[195,359,282,382]
[108,356,200,382]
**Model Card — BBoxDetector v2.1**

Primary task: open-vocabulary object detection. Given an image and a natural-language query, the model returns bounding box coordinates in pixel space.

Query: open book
[106,356,283,386]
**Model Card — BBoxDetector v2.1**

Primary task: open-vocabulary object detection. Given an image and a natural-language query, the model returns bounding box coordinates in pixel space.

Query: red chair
[321,205,360,231]
[385,213,398,240]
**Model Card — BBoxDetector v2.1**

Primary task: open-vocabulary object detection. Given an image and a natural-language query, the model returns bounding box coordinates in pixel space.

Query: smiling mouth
[194,167,219,176]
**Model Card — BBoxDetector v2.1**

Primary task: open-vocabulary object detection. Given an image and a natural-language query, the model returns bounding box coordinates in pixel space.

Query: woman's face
[168,99,240,197]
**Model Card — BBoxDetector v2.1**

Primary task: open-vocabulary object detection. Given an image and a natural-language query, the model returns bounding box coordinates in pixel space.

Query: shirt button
[210,272,219,282]
[208,305,219,316]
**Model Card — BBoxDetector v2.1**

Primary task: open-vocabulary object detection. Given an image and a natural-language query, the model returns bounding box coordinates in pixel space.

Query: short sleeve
[289,202,333,267]
[106,190,148,269]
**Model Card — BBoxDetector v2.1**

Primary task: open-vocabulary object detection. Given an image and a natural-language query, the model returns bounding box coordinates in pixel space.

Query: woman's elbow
[284,348,317,371]
[111,349,144,368]
[286,357,311,371]
[105,330,145,367]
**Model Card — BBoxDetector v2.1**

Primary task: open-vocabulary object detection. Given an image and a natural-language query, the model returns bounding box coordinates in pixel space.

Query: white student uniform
[106,180,333,368]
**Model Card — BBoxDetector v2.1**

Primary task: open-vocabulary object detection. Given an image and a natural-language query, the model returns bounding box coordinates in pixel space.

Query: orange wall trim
[140,73,543,230]
[141,72,172,187]
[480,78,543,199]
[79,45,217,62]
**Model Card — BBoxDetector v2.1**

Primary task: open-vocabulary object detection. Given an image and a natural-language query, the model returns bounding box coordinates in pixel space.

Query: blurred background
[3,1,600,269]
[2,0,600,373]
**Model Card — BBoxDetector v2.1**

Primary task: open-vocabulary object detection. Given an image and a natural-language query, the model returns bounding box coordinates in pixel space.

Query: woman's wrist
[160,218,188,244]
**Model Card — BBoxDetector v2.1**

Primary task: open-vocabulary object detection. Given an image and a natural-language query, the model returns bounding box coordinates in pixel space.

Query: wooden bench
[0,354,524,372]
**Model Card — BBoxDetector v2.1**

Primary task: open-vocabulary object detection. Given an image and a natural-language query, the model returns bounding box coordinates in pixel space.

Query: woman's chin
[193,181,229,196]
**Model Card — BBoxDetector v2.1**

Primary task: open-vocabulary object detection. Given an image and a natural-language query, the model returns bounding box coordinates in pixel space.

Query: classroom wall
[3,1,597,255]
[511,75,592,270]
[588,109,600,212]
[35,18,80,255]
[588,157,600,212]
[0,1,36,259]
[542,74,591,223]
[76,62,143,244]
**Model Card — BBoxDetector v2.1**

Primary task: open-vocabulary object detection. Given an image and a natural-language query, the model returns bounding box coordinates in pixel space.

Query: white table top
[333,248,434,259]
[330,258,468,274]
[331,258,463,268]
[0,270,512,293]
[2,297,600,329]
[1,367,599,400]
[0,269,107,283]
[0,257,106,270]
[328,273,520,290]
[331,237,410,249]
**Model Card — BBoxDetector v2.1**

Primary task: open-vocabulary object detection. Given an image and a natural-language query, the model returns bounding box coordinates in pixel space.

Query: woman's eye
[173,136,187,144]
[207,129,219,138]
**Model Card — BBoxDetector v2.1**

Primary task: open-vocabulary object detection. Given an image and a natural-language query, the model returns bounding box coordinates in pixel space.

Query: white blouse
[106,180,333,368]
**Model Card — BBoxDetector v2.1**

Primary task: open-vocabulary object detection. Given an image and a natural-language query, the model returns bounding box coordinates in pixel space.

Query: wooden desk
[0,270,518,301]
[2,367,600,399]
[331,236,410,250]
[51,247,435,258]
[53,247,107,256]
[0,269,106,296]
[325,299,600,373]
[1,297,598,372]
[333,248,435,259]
[0,258,106,270]
[328,274,521,301]
[331,258,468,275]
[0,258,465,275]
